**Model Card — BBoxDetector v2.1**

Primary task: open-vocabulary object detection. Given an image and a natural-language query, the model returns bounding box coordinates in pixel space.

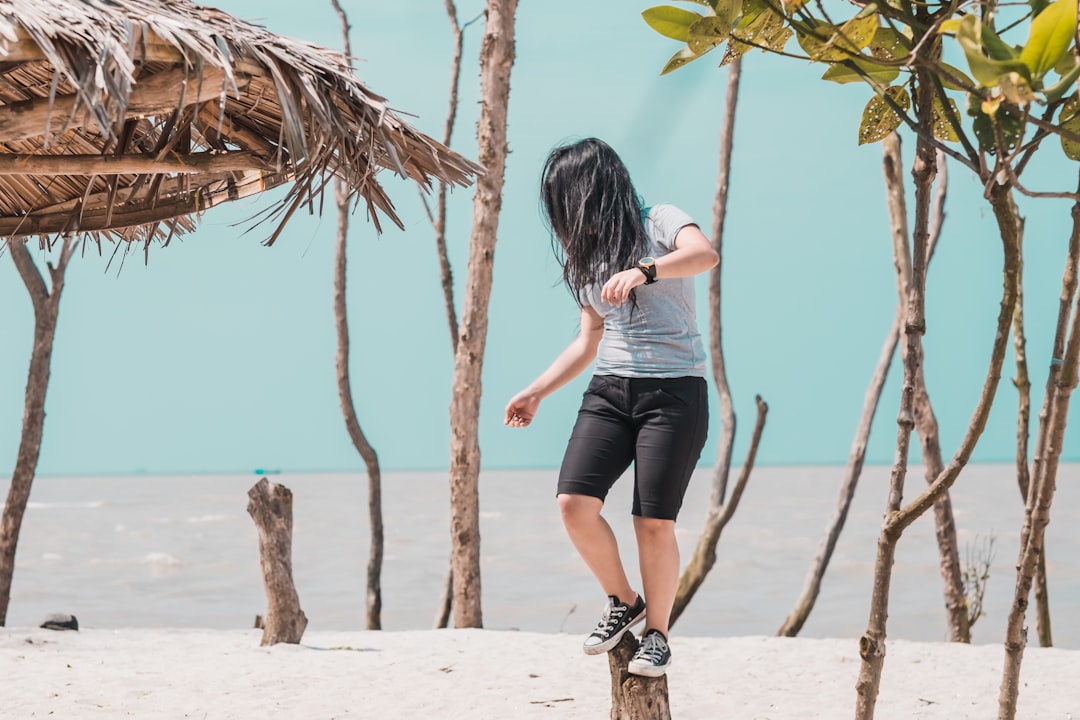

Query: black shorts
[557,375,708,520]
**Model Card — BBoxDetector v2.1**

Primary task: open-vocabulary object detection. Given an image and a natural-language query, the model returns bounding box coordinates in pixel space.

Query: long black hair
[540,138,649,303]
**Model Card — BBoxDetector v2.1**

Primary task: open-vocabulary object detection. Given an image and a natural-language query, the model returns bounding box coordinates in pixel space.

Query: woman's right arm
[504,306,604,427]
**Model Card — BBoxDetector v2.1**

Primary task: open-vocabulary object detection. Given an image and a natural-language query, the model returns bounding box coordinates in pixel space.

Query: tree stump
[247,479,307,646]
[607,633,671,720]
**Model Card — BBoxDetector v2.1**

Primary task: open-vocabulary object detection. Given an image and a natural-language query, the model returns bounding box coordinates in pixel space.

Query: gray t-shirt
[581,203,707,378]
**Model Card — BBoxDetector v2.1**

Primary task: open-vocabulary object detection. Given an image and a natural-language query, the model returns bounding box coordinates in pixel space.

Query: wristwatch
[637,257,658,285]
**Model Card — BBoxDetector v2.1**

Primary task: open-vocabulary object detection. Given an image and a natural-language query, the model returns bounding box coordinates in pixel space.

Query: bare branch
[670,395,767,628]
[8,240,49,308]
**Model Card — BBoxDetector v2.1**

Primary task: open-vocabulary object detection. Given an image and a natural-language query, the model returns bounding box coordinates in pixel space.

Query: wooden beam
[0,170,292,236]
[0,66,231,144]
[0,151,270,176]
[0,26,187,66]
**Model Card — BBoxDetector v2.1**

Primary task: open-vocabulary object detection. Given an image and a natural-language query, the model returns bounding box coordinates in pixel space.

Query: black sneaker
[628,628,672,677]
[581,594,646,655]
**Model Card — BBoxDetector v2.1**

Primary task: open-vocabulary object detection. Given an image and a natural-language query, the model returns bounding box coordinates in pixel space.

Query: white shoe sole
[628,656,671,677]
[581,607,647,655]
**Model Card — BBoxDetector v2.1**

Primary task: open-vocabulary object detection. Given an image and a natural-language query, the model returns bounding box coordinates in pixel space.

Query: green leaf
[859,86,910,145]
[757,14,792,53]
[932,96,962,142]
[968,94,1024,153]
[938,18,963,35]
[660,46,705,74]
[739,0,769,24]
[713,0,742,31]
[798,15,879,62]
[822,59,900,84]
[938,62,976,91]
[980,22,1021,62]
[1030,0,1051,16]
[1054,52,1077,75]
[688,16,731,54]
[1059,95,1080,160]
[954,14,1032,86]
[721,7,790,65]
[1020,0,1078,80]
[868,27,911,61]
[1046,62,1080,102]
[643,6,704,42]
[999,72,1037,105]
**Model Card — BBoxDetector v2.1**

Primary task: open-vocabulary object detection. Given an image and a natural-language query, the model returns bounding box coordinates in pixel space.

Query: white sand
[3,628,1077,719]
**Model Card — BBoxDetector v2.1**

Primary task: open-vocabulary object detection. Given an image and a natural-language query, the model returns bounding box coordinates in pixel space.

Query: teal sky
[1,1,1077,478]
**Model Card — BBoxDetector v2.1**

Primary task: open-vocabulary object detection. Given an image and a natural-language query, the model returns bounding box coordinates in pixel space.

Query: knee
[558,493,601,527]
[633,516,675,539]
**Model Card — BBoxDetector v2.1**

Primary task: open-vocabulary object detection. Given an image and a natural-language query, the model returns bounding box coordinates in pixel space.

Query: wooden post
[607,634,671,720]
[247,479,307,646]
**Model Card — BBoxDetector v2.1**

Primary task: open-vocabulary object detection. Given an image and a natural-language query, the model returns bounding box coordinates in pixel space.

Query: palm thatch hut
[0,0,481,248]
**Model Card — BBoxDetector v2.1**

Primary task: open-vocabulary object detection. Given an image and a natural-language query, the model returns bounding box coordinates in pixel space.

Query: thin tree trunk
[1009,197,1053,646]
[706,57,741,510]
[434,0,470,353]
[331,0,383,631]
[433,0,480,632]
[855,174,1021,718]
[448,0,517,628]
[247,478,308,645]
[854,115,935,716]
[882,135,969,643]
[778,143,946,639]
[0,237,74,626]
[997,177,1080,720]
[855,56,1022,715]
[670,58,762,627]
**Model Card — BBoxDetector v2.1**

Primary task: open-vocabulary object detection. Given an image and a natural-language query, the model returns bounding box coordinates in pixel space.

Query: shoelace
[634,633,669,664]
[593,602,628,635]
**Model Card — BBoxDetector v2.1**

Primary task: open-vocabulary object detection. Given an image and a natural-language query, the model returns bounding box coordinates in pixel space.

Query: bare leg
[558,493,637,605]
[633,516,679,637]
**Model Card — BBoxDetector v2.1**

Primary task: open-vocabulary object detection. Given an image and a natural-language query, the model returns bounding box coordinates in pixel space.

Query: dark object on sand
[40,613,79,631]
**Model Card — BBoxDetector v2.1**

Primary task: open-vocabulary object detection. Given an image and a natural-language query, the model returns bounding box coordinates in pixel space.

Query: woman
[505,138,717,677]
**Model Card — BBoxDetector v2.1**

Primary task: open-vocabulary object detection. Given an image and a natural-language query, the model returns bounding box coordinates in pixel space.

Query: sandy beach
[3,627,1077,719]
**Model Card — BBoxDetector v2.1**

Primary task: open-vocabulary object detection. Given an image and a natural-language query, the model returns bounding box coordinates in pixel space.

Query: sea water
[4,464,1079,647]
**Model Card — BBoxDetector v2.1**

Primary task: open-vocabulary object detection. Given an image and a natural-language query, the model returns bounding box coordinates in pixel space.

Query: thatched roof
[0,0,481,245]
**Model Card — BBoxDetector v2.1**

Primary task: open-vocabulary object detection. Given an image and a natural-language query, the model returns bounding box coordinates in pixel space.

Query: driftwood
[247,479,307,646]
[607,634,670,720]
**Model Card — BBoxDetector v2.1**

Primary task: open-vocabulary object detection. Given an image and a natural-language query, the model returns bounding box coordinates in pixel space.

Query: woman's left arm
[653,224,719,279]
[599,224,718,306]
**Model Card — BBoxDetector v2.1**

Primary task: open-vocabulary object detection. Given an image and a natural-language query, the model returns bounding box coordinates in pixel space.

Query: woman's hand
[600,268,646,307]
[505,391,541,428]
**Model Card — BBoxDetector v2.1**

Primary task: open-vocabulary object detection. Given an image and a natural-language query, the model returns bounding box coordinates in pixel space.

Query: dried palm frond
[0,0,481,247]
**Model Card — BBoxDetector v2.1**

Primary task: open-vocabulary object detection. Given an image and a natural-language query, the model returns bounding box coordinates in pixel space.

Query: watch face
[640,257,655,266]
